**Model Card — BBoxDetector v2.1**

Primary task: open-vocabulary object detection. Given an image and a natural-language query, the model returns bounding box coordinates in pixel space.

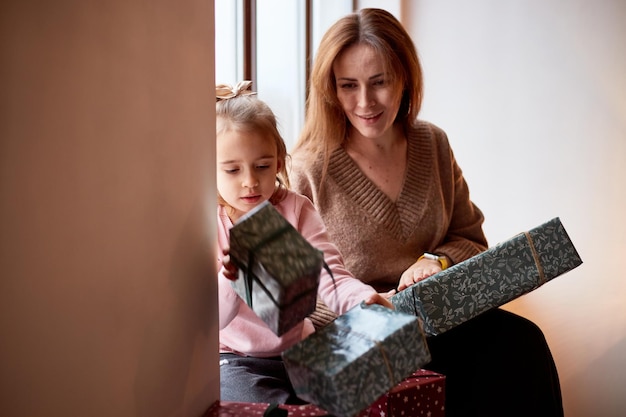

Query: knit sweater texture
[291,120,488,292]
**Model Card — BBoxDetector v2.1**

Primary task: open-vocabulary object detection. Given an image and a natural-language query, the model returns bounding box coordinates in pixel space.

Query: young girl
[215,81,393,404]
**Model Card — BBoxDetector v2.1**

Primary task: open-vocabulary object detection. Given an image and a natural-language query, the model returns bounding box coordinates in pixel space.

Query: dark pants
[424,308,564,417]
[219,353,306,405]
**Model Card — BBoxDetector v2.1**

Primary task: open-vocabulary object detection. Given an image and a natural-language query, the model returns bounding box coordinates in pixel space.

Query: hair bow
[216,81,257,101]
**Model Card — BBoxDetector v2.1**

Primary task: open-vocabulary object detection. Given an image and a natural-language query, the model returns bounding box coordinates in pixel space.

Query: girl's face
[217,128,280,222]
[333,43,403,142]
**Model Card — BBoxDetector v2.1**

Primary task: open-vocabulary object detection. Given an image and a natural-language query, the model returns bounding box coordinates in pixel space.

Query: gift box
[204,370,446,417]
[392,217,583,336]
[362,369,446,417]
[282,303,431,417]
[204,401,331,416]
[229,201,323,336]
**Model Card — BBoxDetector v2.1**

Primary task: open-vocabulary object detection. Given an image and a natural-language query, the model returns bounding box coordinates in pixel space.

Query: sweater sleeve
[292,194,377,315]
[431,128,488,264]
[215,208,242,329]
[218,268,242,330]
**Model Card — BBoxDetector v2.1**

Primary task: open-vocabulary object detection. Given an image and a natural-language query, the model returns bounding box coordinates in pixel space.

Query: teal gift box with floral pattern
[229,201,323,336]
[282,303,431,417]
[391,217,583,336]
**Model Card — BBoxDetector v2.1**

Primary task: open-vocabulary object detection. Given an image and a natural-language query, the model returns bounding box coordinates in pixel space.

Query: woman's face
[216,128,280,222]
[333,43,403,142]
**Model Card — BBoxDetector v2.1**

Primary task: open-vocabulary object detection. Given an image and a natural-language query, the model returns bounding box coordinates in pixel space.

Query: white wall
[0,1,219,416]
[406,1,626,416]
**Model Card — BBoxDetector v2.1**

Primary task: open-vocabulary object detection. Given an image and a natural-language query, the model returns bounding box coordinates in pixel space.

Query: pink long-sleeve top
[217,190,377,358]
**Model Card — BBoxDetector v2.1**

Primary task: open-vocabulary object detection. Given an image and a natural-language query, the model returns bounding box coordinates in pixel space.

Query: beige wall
[0,1,219,416]
[406,1,626,416]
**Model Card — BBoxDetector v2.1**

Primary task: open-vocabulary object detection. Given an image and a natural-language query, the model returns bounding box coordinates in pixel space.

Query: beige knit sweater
[291,120,488,293]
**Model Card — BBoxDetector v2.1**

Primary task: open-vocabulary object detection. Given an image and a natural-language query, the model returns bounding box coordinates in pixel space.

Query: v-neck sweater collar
[327,123,434,239]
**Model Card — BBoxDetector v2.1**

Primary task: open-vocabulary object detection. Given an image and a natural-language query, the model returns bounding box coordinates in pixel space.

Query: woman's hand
[397,258,442,291]
[221,248,238,281]
[363,290,395,310]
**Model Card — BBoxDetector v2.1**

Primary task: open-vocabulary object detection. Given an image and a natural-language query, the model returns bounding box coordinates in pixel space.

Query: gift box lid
[284,303,426,374]
[282,303,431,417]
[229,201,324,290]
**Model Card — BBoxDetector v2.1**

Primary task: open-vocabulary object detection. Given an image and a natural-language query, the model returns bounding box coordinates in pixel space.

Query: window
[215,0,401,149]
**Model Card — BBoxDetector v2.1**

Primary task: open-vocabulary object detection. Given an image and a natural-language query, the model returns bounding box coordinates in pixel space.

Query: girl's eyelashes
[221,162,272,174]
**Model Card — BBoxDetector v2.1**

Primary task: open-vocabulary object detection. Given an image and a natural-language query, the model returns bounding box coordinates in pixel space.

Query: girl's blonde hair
[216,93,290,208]
[293,8,423,177]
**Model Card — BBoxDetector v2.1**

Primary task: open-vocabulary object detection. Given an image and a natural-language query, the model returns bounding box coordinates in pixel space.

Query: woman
[290,8,563,417]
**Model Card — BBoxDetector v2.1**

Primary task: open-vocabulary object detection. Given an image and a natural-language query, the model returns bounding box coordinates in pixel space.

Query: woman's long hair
[293,8,423,179]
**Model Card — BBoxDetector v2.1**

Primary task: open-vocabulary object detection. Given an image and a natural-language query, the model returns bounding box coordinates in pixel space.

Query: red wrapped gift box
[205,370,445,417]
[362,369,445,417]
[204,401,330,416]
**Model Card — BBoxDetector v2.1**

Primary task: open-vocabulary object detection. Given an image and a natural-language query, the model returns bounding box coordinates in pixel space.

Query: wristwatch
[418,252,449,270]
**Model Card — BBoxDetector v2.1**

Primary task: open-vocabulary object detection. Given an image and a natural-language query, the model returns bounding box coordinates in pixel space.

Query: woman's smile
[357,111,383,123]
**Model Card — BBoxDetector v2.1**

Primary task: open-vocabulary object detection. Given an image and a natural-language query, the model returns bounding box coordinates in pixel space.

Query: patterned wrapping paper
[391,217,583,336]
[229,201,323,336]
[282,303,431,417]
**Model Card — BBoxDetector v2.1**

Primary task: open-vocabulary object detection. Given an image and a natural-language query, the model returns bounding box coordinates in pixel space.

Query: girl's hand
[363,291,395,310]
[397,258,442,291]
[221,248,238,281]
